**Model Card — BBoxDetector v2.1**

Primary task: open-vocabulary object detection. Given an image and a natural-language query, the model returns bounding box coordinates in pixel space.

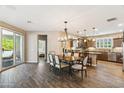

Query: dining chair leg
[81,70,83,80]
[60,69,64,79]
[59,69,62,75]
[85,70,87,77]
[55,68,58,75]
[49,65,53,71]
[62,69,64,77]
[49,65,51,71]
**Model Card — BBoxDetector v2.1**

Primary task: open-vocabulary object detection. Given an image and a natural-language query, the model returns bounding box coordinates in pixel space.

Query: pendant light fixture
[92,27,96,41]
[83,29,87,42]
[64,21,68,40]
[58,21,68,42]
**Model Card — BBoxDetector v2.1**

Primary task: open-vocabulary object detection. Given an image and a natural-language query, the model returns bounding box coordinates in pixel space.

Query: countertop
[85,51,122,54]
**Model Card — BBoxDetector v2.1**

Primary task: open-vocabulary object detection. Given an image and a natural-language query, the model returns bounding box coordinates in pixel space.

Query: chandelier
[58,21,69,42]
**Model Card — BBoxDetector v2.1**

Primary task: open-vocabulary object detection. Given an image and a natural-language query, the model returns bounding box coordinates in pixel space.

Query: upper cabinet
[87,41,95,47]
[113,38,123,47]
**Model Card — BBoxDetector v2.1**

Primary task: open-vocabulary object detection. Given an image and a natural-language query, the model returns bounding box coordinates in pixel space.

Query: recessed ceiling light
[120,29,123,32]
[92,27,95,29]
[118,23,123,27]
[92,27,98,31]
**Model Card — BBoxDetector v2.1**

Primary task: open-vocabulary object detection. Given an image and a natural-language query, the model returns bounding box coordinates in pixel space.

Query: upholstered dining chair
[54,55,69,75]
[65,52,72,57]
[71,56,88,79]
[48,54,55,71]
[74,52,79,57]
[73,52,80,64]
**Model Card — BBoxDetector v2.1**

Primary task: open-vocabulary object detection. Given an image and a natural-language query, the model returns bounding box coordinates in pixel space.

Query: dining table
[59,55,82,75]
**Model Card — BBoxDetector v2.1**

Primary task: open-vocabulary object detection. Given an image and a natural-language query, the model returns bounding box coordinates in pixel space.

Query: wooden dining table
[59,55,82,75]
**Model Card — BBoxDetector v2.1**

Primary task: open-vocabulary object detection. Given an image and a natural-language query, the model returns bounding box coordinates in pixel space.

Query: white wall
[26,31,62,63]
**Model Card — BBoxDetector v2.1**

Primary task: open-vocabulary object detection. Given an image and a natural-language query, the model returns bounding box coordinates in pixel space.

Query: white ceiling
[0,5,124,36]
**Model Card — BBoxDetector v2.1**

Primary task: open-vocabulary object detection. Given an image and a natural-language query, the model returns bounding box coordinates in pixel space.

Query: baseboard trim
[0,62,24,73]
[25,61,38,63]
[25,62,38,64]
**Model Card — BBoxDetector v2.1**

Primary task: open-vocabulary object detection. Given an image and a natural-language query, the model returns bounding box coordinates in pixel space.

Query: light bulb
[92,39,96,41]
[68,35,71,39]
[118,23,123,27]
[84,39,87,42]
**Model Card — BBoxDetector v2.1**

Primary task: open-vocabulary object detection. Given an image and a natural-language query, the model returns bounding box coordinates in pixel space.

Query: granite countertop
[86,50,122,54]
[84,51,102,55]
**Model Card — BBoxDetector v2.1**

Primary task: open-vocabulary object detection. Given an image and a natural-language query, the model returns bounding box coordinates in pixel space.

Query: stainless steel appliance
[108,52,116,62]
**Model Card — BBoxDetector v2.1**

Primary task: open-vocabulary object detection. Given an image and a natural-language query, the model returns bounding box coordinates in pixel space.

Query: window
[15,34,24,64]
[73,40,78,49]
[96,38,113,48]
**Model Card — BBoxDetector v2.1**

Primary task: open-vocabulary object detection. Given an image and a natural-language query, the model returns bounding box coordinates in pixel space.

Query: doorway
[38,35,47,62]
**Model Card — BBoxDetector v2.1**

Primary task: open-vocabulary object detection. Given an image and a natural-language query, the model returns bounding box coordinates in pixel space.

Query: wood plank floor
[0,60,124,88]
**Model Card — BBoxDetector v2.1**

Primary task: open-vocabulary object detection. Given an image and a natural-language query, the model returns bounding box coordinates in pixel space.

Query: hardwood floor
[0,60,124,88]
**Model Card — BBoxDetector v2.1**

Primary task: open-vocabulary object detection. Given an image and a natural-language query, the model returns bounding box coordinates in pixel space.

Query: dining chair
[48,54,55,71]
[65,52,71,56]
[71,56,88,79]
[73,52,80,63]
[54,55,69,75]
[74,52,79,57]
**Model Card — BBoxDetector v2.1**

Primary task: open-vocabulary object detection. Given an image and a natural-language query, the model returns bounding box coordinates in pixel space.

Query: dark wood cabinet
[113,38,123,47]
[87,41,95,47]
[97,51,122,63]
[97,52,108,61]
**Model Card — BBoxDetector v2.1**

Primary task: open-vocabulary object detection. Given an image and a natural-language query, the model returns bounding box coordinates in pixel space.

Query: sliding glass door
[2,29,14,68]
[15,34,23,64]
[0,28,2,71]
[0,28,24,70]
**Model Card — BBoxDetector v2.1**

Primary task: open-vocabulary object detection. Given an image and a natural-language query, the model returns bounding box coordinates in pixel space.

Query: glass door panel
[2,29,14,68]
[0,29,2,71]
[15,34,23,64]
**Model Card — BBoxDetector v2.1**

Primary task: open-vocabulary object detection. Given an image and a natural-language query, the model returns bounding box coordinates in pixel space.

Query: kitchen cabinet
[87,41,95,47]
[97,52,108,61]
[113,38,123,47]
[97,51,122,63]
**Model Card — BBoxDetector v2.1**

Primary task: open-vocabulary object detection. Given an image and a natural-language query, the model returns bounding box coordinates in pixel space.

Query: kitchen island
[85,51,101,66]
